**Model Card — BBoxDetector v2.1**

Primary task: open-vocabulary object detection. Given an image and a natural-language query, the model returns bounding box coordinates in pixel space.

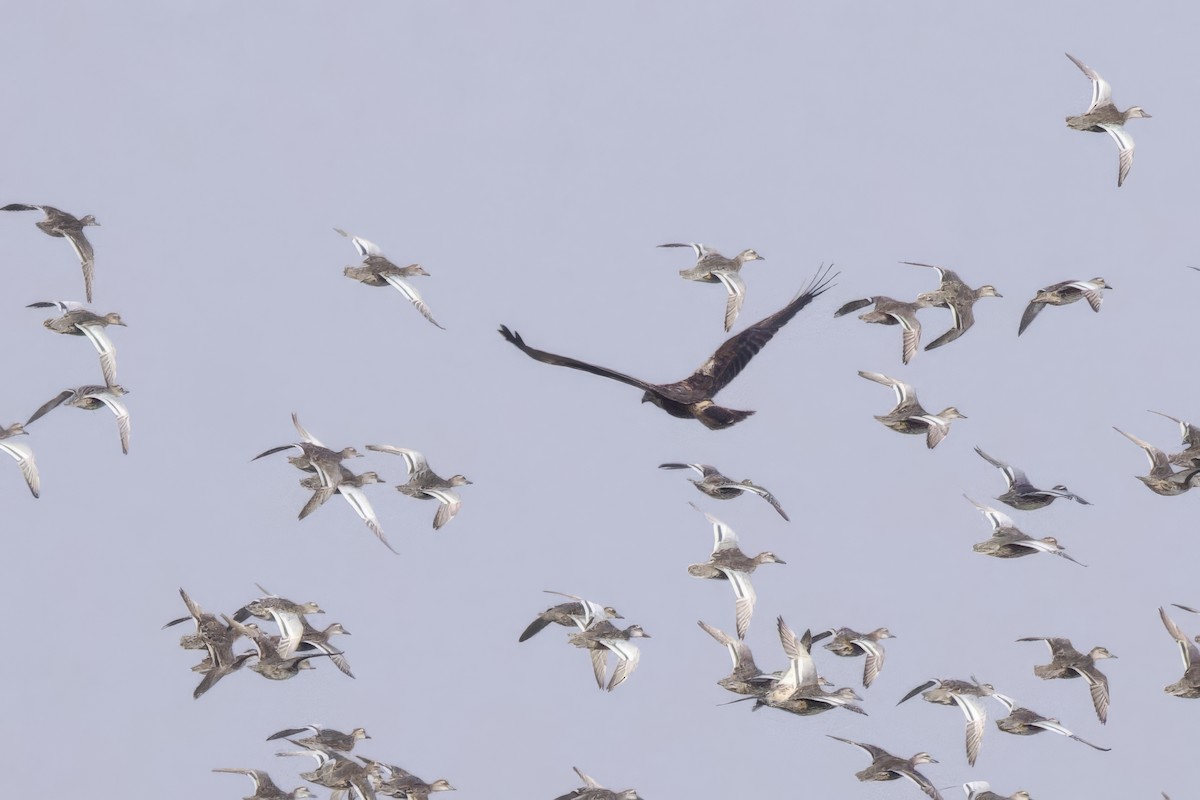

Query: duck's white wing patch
[856,637,885,687]
[586,647,608,689]
[712,270,746,332]
[340,484,397,554]
[1067,281,1106,311]
[0,439,39,498]
[86,389,130,454]
[719,568,756,640]
[1066,53,1112,113]
[1099,123,1135,187]
[335,227,383,257]
[603,640,641,690]
[76,323,118,386]
[917,416,950,449]
[701,506,739,552]
[381,273,445,329]
[290,413,326,448]
[965,495,1016,532]
[270,609,307,660]
[952,693,988,766]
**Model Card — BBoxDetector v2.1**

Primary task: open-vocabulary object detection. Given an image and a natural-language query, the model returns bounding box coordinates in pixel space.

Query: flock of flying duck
[0,51,1183,800]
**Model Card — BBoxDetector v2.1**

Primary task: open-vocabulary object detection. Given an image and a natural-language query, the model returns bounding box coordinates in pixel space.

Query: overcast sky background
[2,2,1196,798]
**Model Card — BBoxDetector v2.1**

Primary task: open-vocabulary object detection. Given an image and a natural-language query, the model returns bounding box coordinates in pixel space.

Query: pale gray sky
[2,2,1196,798]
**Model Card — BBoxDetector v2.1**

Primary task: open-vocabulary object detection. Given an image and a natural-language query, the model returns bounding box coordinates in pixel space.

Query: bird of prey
[499,264,836,430]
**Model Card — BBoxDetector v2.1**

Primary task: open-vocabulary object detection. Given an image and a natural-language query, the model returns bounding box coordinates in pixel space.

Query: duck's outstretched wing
[25,390,73,426]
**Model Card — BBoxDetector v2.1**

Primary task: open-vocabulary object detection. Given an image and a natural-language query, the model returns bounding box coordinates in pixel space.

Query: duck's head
[626,625,651,638]
[450,474,472,486]
[104,312,127,326]
[300,602,325,615]
[835,687,864,702]
[428,780,455,792]
[604,606,624,620]
[1090,646,1118,660]
[1090,277,1112,290]
[358,471,386,484]
[351,727,370,740]
[326,622,351,636]
[977,284,1002,298]
[757,552,787,565]
[911,752,938,766]
[737,248,764,263]
[293,788,317,799]
[914,290,941,306]
[3,422,27,436]
[939,407,967,420]
[407,264,431,276]
[340,447,364,459]
[1125,106,1151,120]
[80,215,99,226]
[872,627,895,639]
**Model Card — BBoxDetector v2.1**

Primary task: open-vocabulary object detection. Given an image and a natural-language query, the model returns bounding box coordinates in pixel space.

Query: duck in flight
[659,242,765,331]
[2,204,99,301]
[500,264,836,430]
[1065,53,1150,187]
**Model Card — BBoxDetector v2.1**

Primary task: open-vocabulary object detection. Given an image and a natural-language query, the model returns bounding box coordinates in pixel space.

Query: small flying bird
[1018,278,1111,335]
[499,264,836,430]
[898,677,996,767]
[974,446,1090,509]
[827,735,943,800]
[859,371,965,449]
[212,768,316,800]
[519,592,622,642]
[568,619,651,692]
[1159,606,1200,698]
[810,626,895,688]
[26,384,130,454]
[906,262,1001,350]
[336,227,443,328]
[660,463,788,520]
[1017,636,1117,724]
[552,766,640,800]
[834,295,930,364]
[28,301,125,386]
[0,422,39,498]
[965,495,1086,566]
[697,619,779,697]
[1113,426,1200,496]
[990,691,1112,749]
[2,204,99,301]
[686,503,785,639]
[266,725,370,751]
[360,759,456,799]
[1065,53,1150,187]
[366,444,471,529]
[658,242,764,331]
